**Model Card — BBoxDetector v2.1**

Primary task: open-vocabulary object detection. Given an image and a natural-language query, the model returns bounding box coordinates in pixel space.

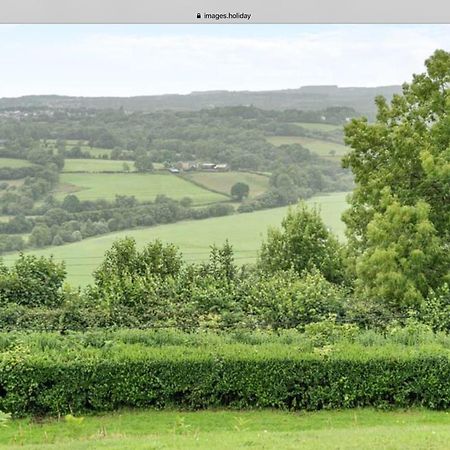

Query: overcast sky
[0,24,449,97]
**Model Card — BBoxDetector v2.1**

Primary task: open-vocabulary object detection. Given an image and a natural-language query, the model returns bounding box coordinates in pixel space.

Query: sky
[0,24,449,97]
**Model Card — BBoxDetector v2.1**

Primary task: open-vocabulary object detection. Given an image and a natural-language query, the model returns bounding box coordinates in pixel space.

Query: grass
[1,408,449,449]
[62,159,136,173]
[266,136,349,156]
[52,173,228,204]
[0,158,32,168]
[44,140,113,159]
[294,122,343,132]
[184,171,269,198]
[4,192,348,285]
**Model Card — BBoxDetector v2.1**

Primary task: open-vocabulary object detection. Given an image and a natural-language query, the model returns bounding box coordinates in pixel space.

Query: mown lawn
[1,408,449,450]
[184,171,270,198]
[266,136,349,156]
[52,173,228,204]
[3,192,348,285]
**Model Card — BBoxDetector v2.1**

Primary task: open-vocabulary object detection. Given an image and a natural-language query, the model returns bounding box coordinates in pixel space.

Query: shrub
[0,344,448,416]
[239,270,347,330]
[0,255,66,308]
[303,316,359,347]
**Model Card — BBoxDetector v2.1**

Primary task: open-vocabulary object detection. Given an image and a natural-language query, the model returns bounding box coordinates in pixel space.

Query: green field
[266,136,349,156]
[1,408,448,450]
[4,192,348,285]
[0,158,32,168]
[53,173,228,204]
[185,171,269,198]
[295,122,343,132]
[63,159,136,172]
[44,140,113,159]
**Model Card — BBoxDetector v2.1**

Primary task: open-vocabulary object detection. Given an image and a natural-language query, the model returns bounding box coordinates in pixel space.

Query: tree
[343,49,450,303]
[122,162,131,172]
[343,50,450,251]
[258,203,344,284]
[93,238,183,297]
[52,234,64,246]
[355,191,447,311]
[0,254,66,307]
[180,197,193,207]
[62,194,82,213]
[29,224,52,247]
[231,182,250,201]
[134,155,154,172]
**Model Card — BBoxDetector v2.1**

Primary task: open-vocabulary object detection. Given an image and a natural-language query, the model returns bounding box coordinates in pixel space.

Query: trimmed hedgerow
[0,344,449,416]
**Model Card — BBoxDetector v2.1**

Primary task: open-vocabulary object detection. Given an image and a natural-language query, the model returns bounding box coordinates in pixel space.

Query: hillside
[0,85,402,119]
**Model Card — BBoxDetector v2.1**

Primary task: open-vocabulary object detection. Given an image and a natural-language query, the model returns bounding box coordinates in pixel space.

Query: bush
[0,343,448,416]
[420,284,450,332]
[0,254,66,308]
[258,202,345,284]
[303,316,359,347]
[239,270,347,330]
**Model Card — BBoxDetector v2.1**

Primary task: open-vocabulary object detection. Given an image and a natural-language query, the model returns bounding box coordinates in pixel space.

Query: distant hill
[0,85,402,118]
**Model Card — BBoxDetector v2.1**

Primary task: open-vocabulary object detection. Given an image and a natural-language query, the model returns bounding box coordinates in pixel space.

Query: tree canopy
[258,203,344,284]
[343,49,450,308]
[231,182,250,201]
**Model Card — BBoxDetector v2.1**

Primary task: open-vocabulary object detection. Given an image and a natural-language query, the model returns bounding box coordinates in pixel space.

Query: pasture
[1,408,448,450]
[63,159,136,172]
[0,158,32,168]
[294,122,343,132]
[4,192,348,285]
[52,173,228,204]
[184,171,270,198]
[266,136,349,156]
[44,140,113,159]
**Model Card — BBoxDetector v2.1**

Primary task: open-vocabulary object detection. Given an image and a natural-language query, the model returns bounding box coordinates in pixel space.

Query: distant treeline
[0,85,401,117]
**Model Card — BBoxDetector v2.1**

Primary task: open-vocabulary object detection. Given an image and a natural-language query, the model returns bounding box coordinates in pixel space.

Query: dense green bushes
[1,236,447,333]
[0,338,448,416]
[0,254,66,308]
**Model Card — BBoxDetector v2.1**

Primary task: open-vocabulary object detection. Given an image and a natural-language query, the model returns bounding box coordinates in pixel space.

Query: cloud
[0,25,449,97]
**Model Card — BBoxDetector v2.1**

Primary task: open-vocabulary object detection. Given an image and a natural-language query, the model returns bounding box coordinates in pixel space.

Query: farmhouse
[200,163,230,171]
[201,163,216,170]
[215,163,229,172]
[175,161,197,171]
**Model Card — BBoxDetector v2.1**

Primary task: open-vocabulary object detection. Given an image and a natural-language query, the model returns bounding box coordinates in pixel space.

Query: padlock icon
[197,13,201,19]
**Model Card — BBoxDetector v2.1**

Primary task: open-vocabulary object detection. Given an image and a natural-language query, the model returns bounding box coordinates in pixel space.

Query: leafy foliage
[230,182,250,201]
[342,49,450,313]
[0,339,448,416]
[0,254,66,308]
[258,203,345,283]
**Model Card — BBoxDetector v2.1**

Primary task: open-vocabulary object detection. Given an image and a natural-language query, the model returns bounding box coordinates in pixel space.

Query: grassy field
[0,158,32,168]
[295,122,343,132]
[63,159,136,173]
[4,192,348,285]
[1,408,449,449]
[44,140,113,159]
[52,173,228,204]
[185,171,269,198]
[266,136,349,156]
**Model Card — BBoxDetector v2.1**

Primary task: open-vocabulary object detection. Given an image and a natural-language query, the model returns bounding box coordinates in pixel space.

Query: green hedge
[1,345,449,416]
